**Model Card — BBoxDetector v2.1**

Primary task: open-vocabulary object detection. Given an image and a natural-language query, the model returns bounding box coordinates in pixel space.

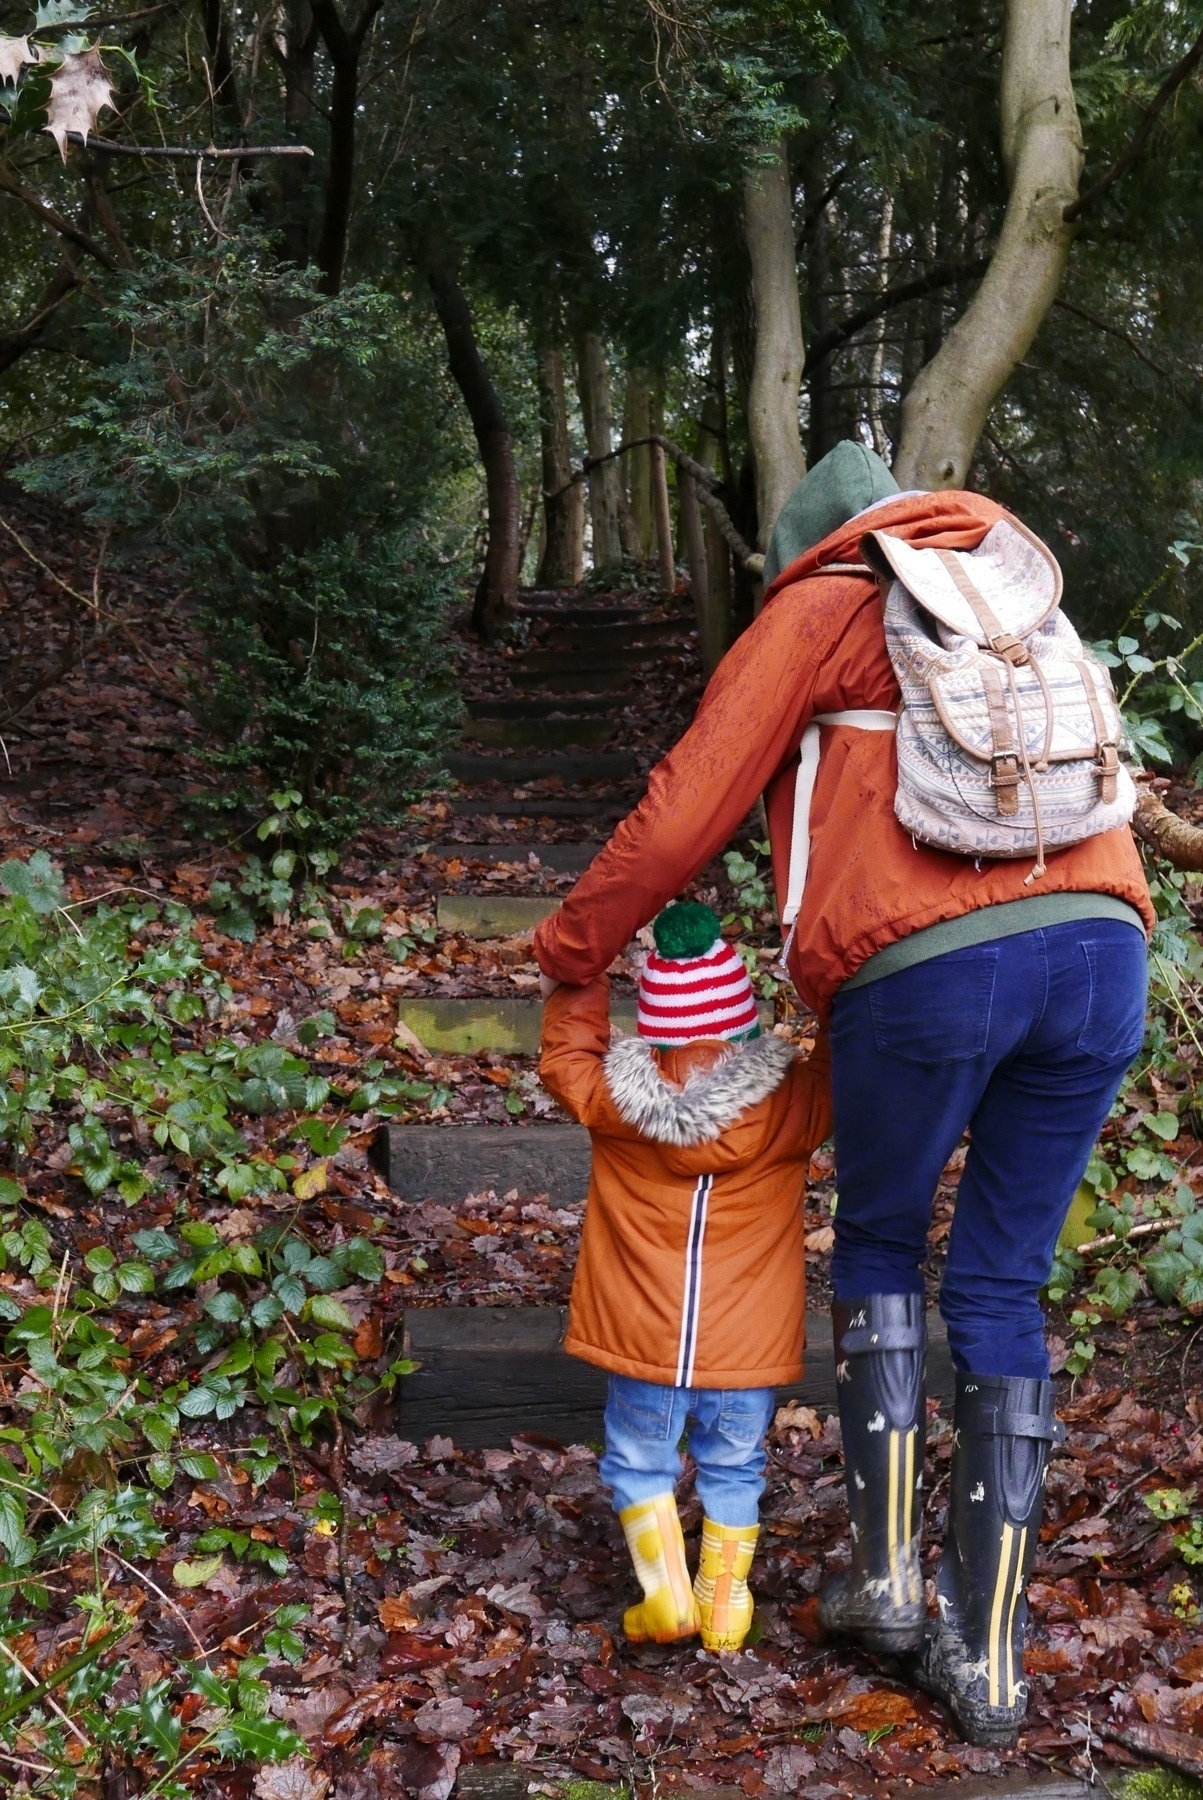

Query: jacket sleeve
[537,977,615,1128]
[532,578,856,986]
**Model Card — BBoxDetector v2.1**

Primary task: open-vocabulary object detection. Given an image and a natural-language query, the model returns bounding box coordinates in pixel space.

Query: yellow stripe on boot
[693,1519,759,1651]
[618,1494,700,1644]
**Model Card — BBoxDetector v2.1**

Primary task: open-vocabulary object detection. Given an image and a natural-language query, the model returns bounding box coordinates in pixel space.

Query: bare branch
[1065,26,1203,224]
[0,169,118,268]
[803,258,989,375]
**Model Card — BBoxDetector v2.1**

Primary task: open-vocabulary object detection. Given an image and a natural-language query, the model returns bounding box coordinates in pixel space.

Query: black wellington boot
[818,1294,926,1652]
[911,1371,1061,1747]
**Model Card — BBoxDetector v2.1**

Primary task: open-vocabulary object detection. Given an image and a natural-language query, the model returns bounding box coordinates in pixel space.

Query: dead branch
[550,433,763,573]
[59,135,314,158]
[1133,786,1203,872]
[1065,25,1203,223]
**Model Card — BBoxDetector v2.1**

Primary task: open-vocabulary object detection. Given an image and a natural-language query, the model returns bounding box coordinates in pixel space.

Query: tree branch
[1064,25,1203,223]
[0,170,118,270]
[310,0,385,292]
[0,263,78,378]
[1133,786,1203,872]
[1053,296,1172,378]
[803,257,990,375]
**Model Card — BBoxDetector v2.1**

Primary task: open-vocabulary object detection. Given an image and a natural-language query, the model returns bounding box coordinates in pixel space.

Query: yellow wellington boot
[693,1519,759,1651]
[618,1493,700,1643]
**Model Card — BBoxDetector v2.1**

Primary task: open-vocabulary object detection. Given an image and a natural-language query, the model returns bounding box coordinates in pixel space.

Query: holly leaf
[0,36,33,85]
[35,0,94,27]
[44,48,113,159]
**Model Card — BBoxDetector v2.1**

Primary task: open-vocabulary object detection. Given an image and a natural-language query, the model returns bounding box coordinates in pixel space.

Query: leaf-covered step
[373,1121,590,1204]
[425,842,601,872]
[394,994,772,1054]
[466,695,617,717]
[512,646,658,676]
[449,796,625,819]
[435,893,559,937]
[446,750,639,785]
[464,716,612,750]
[506,664,636,693]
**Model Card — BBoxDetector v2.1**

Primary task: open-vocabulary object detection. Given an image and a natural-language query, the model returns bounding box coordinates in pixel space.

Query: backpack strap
[782,711,897,931]
[935,551,1030,664]
[979,662,1021,817]
[1073,658,1121,804]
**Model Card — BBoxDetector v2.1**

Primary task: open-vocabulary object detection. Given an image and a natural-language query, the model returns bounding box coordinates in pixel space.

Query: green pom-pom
[652,901,722,960]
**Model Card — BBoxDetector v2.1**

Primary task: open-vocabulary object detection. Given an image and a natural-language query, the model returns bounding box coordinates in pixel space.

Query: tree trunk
[534,345,583,588]
[894,0,1083,488]
[576,332,623,573]
[622,364,654,557]
[650,440,675,596]
[309,0,385,297]
[743,139,806,547]
[425,258,520,640]
[199,0,243,126]
[680,474,717,671]
[868,194,894,458]
[698,329,733,659]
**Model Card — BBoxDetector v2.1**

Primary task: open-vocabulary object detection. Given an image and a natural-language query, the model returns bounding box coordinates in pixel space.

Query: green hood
[762,440,900,588]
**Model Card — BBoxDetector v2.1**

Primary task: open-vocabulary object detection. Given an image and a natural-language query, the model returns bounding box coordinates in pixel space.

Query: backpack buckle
[993,752,1021,816]
[989,633,1029,666]
[1097,740,1119,805]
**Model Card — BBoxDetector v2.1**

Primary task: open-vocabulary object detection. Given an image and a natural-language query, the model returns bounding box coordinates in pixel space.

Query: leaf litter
[0,490,1200,1794]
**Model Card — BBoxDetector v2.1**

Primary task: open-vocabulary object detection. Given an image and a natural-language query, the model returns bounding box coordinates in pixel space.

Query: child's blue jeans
[599,1375,776,1526]
[829,917,1148,1380]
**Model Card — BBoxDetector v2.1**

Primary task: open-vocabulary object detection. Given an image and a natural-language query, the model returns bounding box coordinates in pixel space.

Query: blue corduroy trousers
[828,918,1148,1378]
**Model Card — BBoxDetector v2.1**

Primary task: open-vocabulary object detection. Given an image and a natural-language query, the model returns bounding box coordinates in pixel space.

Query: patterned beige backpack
[860,517,1135,881]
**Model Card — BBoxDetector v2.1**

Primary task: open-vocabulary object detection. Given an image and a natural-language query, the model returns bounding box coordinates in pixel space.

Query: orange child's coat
[539,978,832,1389]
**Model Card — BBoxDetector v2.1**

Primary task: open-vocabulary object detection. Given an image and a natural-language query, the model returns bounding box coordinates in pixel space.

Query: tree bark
[424,258,520,640]
[680,473,718,671]
[199,0,243,128]
[309,0,385,296]
[534,344,583,588]
[1133,788,1203,872]
[576,332,623,573]
[622,364,654,557]
[743,139,806,547]
[698,330,733,659]
[650,439,675,596]
[894,0,1083,489]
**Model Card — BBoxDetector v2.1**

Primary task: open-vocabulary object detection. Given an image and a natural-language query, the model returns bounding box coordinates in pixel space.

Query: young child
[538,901,831,1651]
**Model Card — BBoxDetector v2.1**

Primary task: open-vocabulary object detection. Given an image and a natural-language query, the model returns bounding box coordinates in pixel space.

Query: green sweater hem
[840,893,1147,994]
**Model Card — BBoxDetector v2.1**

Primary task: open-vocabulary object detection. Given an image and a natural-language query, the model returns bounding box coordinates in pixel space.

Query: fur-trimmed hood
[603,1031,797,1148]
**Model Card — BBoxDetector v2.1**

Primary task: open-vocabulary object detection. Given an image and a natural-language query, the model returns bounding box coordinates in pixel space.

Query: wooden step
[436,893,559,938]
[544,618,689,651]
[519,601,643,624]
[514,647,657,676]
[507,665,635,694]
[449,797,625,820]
[466,696,617,718]
[424,842,601,873]
[464,717,612,750]
[374,1121,590,1204]
[393,996,773,1054]
[446,750,639,785]
[395,1305,956,1448]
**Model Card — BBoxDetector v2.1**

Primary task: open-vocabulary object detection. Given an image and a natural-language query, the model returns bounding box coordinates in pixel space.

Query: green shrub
[18,238,464,844]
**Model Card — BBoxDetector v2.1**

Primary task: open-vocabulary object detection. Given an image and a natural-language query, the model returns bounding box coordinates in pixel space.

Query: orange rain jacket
[533,492,1154,1016]
[539,978,832,1387]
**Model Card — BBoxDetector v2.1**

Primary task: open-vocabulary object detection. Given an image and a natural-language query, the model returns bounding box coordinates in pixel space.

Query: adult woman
[534,443,1151,1744]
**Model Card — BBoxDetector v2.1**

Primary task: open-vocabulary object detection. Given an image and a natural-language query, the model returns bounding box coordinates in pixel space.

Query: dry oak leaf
[826,1689,918,1732]
[253,1758,331,1800]
[378,1592,420,1632]
[412,1696,478,1742]
[45,50,115,159]
[0,35,33,85]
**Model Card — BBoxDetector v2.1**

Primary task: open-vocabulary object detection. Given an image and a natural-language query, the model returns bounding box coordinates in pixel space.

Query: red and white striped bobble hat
[637,901,760,1048]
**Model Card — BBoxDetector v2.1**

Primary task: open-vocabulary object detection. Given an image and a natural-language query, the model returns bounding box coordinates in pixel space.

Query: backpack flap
[862,518,1061,651]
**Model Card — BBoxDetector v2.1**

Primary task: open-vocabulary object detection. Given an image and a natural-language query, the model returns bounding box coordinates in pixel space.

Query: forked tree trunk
[893,0,1083,488]
[680,473,720,672]
[622,364,654,557]
[576,333,624,573]
[743,139,807,547]
[535,345,584,588]
[698,330,733,660]
[425,258,520,640]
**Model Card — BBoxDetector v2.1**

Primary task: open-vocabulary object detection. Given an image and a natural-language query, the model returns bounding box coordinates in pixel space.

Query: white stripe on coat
[674,1174,712,1387]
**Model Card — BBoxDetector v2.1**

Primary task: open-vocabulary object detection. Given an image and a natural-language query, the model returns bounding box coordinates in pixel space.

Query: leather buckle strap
[840,1324,925,1356]
[982,1407,1063,1444]
[1097,740,1120,805]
